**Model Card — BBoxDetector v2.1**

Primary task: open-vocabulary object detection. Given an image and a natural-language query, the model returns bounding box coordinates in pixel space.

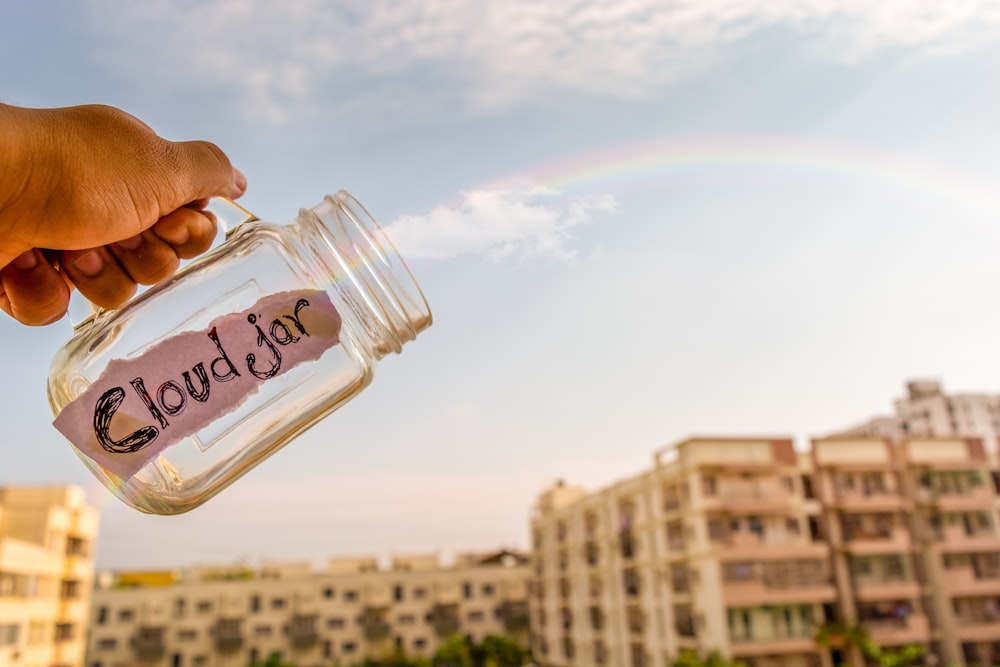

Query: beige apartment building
[530,436,1000,667]
[0,485,99,667]
[87,549,530,667]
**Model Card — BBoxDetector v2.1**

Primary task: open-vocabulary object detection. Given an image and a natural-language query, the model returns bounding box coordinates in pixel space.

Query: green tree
[672,649,745,667]
[432,636,473,667]
[815,622,924,667]
[479,635,528,667]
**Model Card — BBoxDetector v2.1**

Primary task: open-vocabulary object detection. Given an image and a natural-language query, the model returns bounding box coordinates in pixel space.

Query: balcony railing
[132,627,166,661]
[288,614,319,647]
[213,620,244,652]
[429,603,461,637]
[495,600,530,632]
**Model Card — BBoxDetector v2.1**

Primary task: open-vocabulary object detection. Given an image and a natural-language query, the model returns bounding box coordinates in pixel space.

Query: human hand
[0,103,246,325]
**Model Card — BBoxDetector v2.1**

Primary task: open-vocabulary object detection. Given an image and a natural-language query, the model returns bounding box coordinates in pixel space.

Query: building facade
[530,436,1000,667]
[0,485,99,667]
[86,550,530,667]
[839,380,1000,451]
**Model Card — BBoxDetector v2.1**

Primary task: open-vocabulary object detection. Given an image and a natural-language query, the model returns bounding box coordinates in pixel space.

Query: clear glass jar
[48,191,431,515]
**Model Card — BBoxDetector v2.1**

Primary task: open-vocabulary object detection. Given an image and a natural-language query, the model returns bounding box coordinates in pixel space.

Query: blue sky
[5,1,1000,569]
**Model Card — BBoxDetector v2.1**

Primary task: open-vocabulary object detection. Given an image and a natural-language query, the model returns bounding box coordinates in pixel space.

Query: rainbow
[466,134,1000,222]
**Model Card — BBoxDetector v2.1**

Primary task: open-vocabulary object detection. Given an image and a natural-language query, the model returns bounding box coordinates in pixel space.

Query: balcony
[495,600,530,632]
[288,614,319,648]
[729,627,816,658]
[940,562,1000,596]
[840,524,911,554]
[712,531,827,560]
[954,606,1000,643]
[718,486,795,514]
[859,612,930,646]
[918,485,994,512]
[834,489,904,513]
[722,562,835,606]
[359,606,391,641]
[429,603,461,637]
[213,619,244,652]
[852,575,921,603]
[132,626,166,661]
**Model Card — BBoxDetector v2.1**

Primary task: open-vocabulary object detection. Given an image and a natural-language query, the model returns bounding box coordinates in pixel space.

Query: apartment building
[840,379,1000,450]
[531,436,1000,667]
[87,549,530,667]
[0,485,99,667]
[530,438,835,667]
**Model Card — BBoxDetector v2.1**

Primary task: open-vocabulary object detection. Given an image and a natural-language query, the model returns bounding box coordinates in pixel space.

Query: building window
[413,587,426,599]
[467,611,484,622]
[250,595,260,612]
[398,615,416,625]
[342,642,356,654]
[54,623,74,642]
[196,600,212,613]
[254,625,273,637]
[66,536,88,557]
[327,617,345,629]
[344,590,358,602]
[702,475,717,496]
[463,582,473,599]
[118,609,135,622]
[96,606,108,625]
[0,624,20,646]
[414,638,427,650]
[177,629,197,641]
[482,584,495,597]
[323,587,335,599]
[96,638,117,651]
[271,597,286,610]
[394,584,404,602]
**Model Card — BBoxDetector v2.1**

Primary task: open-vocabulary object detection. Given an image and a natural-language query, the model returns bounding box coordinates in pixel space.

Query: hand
[0,103,247,325]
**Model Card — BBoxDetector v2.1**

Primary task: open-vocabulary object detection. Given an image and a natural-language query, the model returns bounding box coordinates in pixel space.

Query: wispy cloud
[87,0,1000,123]
[384,188,616,262]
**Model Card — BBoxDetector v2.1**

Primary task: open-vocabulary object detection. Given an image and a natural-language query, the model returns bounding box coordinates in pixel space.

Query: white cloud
[383,188,616,262]
[87,0,1000,122]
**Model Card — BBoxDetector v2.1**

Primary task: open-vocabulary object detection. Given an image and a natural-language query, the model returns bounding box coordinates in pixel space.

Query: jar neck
[296,191,432,359]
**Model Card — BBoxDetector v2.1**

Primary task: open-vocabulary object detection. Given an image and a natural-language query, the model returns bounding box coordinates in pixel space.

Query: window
[254,625,273,637]
[344,590,358,602]
[66,536,88,557]
[250,595,261,612]
[177,629,197,641]
[55,623,74,642]
[118,609,135,622]
[323,587,335,599]
[96,638,117,651]
[60,579,81,599]
[467,611,484,622]
[702,475,717,496]
[482,583,495,596]
[342,642,356,654]
[0,623,20,646]
[463,582,473,599]
[394,584,404,602]
[786,518,800,535]
[398,615,416,625]
[196,600,212,613]
[413,587,426,599]
[414,638,427,650]
[327,617,345,629]
[271,597,286,610]
[96,606,108,625]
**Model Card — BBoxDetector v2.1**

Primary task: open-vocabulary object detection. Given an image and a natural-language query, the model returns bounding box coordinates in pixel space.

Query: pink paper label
[53,289,342,479]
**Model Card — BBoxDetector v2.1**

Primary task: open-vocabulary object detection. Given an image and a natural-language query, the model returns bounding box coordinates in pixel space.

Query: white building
[839,379,1000,450]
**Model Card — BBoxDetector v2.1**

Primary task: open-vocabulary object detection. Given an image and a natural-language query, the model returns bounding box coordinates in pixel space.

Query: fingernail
[117,234,143,251]
[13,250,38,271]
[232,168,247,197]
[70,250,103,278]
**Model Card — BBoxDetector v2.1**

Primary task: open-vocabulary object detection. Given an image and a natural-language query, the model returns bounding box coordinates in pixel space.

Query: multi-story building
[0,485,99,667]
[839,379,1000,450]
[531,435,1000,667]
[531,438,835,667]
[87,549,530,667]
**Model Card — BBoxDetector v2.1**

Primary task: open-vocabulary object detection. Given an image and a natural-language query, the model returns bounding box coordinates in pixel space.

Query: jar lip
[305,191,432,355]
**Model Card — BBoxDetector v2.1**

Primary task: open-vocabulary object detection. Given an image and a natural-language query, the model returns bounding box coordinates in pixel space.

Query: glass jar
[48,191,431,515]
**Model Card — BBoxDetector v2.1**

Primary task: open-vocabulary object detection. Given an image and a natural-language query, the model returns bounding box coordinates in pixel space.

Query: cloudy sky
[5,1,1000,569]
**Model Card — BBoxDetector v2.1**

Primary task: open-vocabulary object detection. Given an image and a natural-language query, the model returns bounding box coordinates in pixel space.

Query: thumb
[167,139,247,205]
